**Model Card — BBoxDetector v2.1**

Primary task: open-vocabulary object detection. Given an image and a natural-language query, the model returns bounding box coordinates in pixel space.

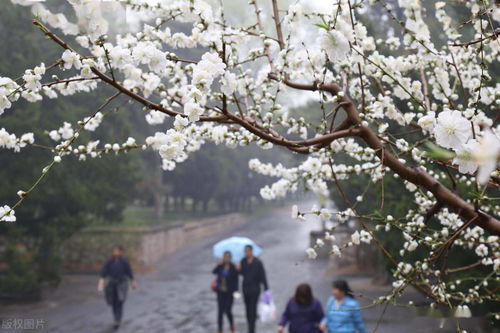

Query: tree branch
[271,73,500,235]
[270,0,285,49]
[32,19,500,236]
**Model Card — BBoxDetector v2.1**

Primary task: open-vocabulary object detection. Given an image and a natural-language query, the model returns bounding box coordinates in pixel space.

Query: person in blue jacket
[319,280,366,333]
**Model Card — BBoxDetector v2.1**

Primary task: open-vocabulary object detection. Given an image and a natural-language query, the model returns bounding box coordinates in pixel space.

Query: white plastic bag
[258,291,276,323]
[258,301,276,323]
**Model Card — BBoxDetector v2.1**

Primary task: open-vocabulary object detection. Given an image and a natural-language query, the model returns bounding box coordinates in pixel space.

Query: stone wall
[60,213,244,273]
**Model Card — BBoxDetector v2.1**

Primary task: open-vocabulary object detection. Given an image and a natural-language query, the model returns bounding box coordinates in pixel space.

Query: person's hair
[332,279,354,298]
[113,245,124,252]
[295,283,313,305]
[223,250,232,257]
[245,244,253,251]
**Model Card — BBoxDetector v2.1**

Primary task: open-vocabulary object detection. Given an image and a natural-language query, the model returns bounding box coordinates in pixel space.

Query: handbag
[210,279,218,292]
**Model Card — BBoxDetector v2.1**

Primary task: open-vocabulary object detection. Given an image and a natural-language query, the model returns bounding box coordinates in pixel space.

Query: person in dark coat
[98,245,137,330]
[212,251,239,333]
[239,244,269,333]
[278,283,324,333]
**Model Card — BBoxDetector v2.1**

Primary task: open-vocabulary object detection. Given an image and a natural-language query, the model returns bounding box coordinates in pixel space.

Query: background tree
[0,3,137,292]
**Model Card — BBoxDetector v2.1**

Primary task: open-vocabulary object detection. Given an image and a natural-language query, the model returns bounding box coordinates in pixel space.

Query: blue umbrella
[213,236,263,262]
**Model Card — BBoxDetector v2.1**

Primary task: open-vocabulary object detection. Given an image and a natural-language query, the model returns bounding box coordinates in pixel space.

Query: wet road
[1,202,481,332]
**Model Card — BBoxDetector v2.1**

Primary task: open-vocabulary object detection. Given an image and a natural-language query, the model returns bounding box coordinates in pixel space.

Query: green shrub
[0,243,39,298]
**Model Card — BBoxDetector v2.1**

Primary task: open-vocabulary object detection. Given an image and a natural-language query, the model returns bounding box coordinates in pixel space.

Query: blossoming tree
[1,0,499,322]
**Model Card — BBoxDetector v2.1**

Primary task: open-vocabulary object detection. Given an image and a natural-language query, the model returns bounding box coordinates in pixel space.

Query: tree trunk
[174,196,179,211]
[181,196,186,211]
[153,154,165,220]
[153,193,165,220]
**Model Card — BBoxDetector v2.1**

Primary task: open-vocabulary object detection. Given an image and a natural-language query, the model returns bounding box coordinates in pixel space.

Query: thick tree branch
[359,125,500,235]
[272,74,500,235]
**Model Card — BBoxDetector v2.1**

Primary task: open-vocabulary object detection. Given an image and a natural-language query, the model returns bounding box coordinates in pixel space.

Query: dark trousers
[111,285,124,323]
[243,291,260,333]
[217,291,234,330]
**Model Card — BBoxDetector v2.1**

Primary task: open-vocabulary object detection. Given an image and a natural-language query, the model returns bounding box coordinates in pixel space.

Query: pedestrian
[239,244,269,333]
[212,251,239,333]
[97,245,137,330]
[277,283,324,333]
[319,280,366,333]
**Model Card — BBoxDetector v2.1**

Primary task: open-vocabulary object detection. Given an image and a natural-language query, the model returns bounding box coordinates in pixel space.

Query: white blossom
[351,230,361,245]
[23,71,42,91]
[407,240,418,252]
[51,122,74,141]
[83,112,103,131]
[184,100,204,122]
[0,95,12,115]
[475,244,488,257]
[0,205,15,222]
[173,115,189,130]
[434,110,471,150]
[192,52,226,89]
[417,112,436,134]
[331,245,341,257]
[472,130,500,184]
[220,72,238,96]
[61,50,81,70]
[359,230,373,244]
[0,128,18,150]
[145,111,167,125]
[454,305,472,318]
[319,208,332,221]
[0,128,34,152]
[305,248,318,259]
[317,29,350,61]
[453,140,479,174]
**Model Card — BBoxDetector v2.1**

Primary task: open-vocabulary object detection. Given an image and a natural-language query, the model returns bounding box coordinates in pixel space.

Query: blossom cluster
[0,128,34,152]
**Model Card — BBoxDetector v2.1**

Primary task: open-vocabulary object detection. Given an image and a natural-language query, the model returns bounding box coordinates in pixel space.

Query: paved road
[0,202,481,332]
